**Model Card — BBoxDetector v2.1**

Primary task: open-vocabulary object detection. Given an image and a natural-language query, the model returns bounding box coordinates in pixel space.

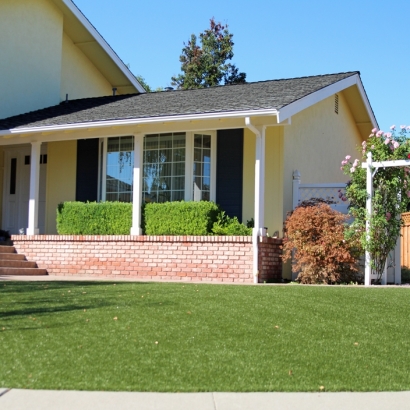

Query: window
[193,134,211,201]
[143,133,186,203]
[99,131,215,203]
[100,136,134,202]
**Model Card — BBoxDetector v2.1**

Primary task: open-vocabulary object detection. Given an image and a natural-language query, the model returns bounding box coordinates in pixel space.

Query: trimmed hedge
[56,200,251,236]
[144,201,220,235]
[57,202,132,235]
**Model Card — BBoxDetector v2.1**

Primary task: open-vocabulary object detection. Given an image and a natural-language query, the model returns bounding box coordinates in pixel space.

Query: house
[0,1,377,282]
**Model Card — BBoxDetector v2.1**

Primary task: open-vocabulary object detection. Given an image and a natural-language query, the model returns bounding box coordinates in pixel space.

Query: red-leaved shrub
[282,202,359,284]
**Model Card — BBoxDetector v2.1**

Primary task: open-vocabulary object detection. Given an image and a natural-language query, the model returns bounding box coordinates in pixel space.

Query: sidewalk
[1,389,410,410]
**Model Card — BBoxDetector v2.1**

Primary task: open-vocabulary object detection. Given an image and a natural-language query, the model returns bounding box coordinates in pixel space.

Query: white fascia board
[62,0,146,94]
[277,74,377,127]
[0,108,279,137]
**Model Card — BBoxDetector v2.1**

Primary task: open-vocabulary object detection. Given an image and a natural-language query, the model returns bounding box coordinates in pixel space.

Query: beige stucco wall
[60,32,113,101]
[45,141,77,234]
[0,0,63,119]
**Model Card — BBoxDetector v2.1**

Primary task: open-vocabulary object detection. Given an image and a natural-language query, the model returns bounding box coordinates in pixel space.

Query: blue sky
[74,0,409,133]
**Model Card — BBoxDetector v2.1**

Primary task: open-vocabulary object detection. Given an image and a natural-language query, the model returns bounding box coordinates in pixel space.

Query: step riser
[0,261,37,268]
[0,268,47,276]
[0,254,26,260]
[0,246,16,254]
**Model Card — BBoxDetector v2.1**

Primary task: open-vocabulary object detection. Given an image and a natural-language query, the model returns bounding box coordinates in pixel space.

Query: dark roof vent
[164,87,174,91]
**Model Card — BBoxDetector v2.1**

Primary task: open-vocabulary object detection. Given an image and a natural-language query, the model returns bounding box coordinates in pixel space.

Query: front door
[2,145,47,234]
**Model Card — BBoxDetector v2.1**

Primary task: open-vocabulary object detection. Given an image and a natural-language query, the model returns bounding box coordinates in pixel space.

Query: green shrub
[212,211,252,235]
[57,202,132,235]
[143,201,220,235]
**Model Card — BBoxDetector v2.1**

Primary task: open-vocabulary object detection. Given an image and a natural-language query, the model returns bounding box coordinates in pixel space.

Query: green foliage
[144,201,220,235]
[56,202,132,235]
[212,211,252,235]
[341,126,410,282]
[171,18,246,89]
[282,202,359,284]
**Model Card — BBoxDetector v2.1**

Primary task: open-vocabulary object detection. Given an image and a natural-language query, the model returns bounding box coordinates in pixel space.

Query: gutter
[0,109,279,137]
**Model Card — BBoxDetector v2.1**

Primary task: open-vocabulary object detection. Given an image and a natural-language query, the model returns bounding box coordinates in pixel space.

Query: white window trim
[98,131,217,202]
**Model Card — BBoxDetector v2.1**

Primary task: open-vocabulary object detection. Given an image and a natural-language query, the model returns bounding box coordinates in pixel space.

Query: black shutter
[216,129,244,220]
[76,139,99,202]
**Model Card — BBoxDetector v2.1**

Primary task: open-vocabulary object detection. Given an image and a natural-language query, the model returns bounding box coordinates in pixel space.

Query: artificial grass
[1,281,410,392]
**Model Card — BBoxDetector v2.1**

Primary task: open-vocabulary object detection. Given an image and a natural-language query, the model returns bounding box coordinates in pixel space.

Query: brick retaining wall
[11,235,282,283]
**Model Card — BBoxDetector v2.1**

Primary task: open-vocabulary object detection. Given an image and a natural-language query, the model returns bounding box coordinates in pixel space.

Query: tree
[135,75,152,92]
[171,18,246,89]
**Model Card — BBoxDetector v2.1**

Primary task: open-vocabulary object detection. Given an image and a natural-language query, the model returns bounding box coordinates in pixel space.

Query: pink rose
[372,128,378,133]
[384,138,390,145]
[390,125,396,130]
[341,160,348,165]
[376,131,383,137]
[350,167,355,173]
[341,196,347,202]
[353,159,359,167]
[386,212,391,221]
[345,155,351,160]
[392,141,400,149]
[362,141,367,147]
[401,125,406,129]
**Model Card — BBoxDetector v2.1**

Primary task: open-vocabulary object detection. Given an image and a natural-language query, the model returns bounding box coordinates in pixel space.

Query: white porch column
[27,141,42,235]
[395,235,401,284]
[364,152,373,286]
[131,134,143,235]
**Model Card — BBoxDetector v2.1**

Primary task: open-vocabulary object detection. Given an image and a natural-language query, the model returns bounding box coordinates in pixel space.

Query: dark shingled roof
[0,72,359,131]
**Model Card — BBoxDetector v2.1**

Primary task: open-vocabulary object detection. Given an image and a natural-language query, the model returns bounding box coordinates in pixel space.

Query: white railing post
[395,235,401,284]
[292,170,301,210]
[27,141,42,235]
[365,152,373,286]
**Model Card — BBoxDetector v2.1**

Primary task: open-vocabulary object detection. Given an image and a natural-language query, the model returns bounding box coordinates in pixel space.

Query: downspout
[245,117,263,284]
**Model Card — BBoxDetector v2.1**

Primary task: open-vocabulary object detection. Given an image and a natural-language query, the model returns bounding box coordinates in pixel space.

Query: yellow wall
[60,32,113,101]
[45,141,77,234]
[282,93,362,221]
[242,129,255,225]
[242,127,284,236]
[281,93,362,279]
[0,0,63,119]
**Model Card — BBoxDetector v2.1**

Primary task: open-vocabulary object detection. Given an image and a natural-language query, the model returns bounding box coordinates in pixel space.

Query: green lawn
[1,281,410,392]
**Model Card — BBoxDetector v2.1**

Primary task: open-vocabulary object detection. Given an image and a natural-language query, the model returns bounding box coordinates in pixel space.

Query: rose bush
[341,125,410,283]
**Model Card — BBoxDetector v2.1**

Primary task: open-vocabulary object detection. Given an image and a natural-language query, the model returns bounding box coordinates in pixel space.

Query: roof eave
[0,108,280,137]
[277,73,377,128]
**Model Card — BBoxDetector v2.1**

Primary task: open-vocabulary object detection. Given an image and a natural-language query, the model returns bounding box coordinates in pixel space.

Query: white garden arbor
[362,152,403,286]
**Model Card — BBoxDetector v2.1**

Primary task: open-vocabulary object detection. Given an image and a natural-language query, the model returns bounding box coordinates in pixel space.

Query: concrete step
[0,267,48,276]
[0,260,37,268]
[0,245,16,254]
[0,253,26,260]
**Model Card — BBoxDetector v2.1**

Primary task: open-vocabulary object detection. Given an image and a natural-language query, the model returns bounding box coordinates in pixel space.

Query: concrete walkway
[1,389,410,410]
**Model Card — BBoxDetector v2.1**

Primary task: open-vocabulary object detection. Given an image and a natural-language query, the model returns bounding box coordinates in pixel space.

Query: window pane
[105,136,134,202]
[191,134,212,201]
[194,135,202,147]
[145,135,158,149]
[172,191,184,201]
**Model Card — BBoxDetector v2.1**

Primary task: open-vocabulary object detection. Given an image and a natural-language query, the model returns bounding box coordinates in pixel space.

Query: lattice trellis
[298,187,347,205]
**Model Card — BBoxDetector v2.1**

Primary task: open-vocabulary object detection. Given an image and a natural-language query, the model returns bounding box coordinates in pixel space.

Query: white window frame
[98,131,216,202]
